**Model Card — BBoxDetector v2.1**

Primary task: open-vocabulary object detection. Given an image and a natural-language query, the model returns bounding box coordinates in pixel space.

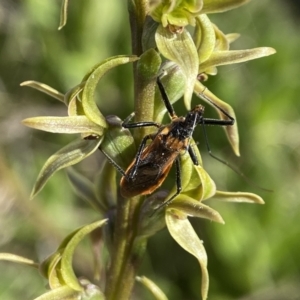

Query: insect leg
[199,91,235,124]
[202,117,234,126]
[153,157,182,213]
[188,144,199,166]
[100,149,126,177]
[128,134,154,179]
[122,112,160,129]
[156,76,177,119]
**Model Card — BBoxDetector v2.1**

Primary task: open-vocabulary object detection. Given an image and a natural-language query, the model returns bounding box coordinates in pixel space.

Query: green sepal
[31,138,102,199]
[33,286,81,300]
[0,253,38,268]
[169,194,224,223]
[155,25,198,110]
[81,55,139,128]
[212,190,265,204]
[59,220,108,291]
[199,47,277,73]
[194,80,240,156]
[201,0,250,14]
[166,209,209,300]
[20,81,64,102]
[22,115,105,136]
[40,220,108,292]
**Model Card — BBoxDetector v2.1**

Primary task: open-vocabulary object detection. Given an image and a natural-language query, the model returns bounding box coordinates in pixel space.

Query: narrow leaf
[166,210,209,300]
[31,138,102,199]
[23,116,104,136]
[20,81,64,102]
[60,220,108,291]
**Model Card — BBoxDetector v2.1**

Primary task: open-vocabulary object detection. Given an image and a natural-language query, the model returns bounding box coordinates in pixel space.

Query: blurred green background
[0,1,300,299]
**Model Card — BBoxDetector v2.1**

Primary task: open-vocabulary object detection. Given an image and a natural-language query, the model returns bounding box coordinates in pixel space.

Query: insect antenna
[199,117,272,192]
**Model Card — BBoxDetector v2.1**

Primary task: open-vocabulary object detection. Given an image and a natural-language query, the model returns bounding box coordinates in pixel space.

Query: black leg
[188,144,199,166]
[122,112,160,129]
[156,76,177,119]
[100,149,126,177]
[199,90,235,124]
[128,134,154,179]
[152,157,182,214]
[202,117,234,126]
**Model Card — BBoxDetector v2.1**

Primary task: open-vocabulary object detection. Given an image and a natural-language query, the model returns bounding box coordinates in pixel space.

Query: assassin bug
[104,76,235,211]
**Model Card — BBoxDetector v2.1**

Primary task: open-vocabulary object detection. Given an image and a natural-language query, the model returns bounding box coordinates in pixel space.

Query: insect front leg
[122,112,160,129]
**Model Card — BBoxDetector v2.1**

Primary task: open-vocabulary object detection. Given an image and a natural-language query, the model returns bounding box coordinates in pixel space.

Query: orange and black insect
[105,77,234,211]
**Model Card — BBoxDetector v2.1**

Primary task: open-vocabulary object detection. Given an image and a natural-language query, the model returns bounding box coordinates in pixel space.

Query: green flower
[150,0,250,31]
[21,55,138,200]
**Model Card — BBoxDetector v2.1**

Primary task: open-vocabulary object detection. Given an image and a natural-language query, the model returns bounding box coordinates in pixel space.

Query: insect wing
[120,141,176,198]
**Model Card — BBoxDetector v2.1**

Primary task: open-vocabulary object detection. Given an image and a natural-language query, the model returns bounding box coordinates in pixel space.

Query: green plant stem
[104,1,149,299]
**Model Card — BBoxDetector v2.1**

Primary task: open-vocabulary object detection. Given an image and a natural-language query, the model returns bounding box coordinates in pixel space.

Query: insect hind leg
[151,157,182,215]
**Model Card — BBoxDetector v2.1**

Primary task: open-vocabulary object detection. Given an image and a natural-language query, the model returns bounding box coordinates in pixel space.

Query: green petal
[64,82,85,113]
[136,276,168,300]
[166,210,209,300]
[202,0,250,14]
[39,251,63,289]
[60,220,108,291]
[20,81,64,102]
[155,25,199,109]
[199,47,277,72]
[213,190,265,204]
[81,55,138,128]
[31,138,102,199]
[169,194,224,223]
[213,24,229,51]
[22,116,104,136]
[33,286,80,300]
[194,165,216,200]
[194,80,240,156]
[194,15,215,64]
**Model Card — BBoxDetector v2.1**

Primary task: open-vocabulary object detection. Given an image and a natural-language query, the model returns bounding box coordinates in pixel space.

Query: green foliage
[1,0,299,300]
